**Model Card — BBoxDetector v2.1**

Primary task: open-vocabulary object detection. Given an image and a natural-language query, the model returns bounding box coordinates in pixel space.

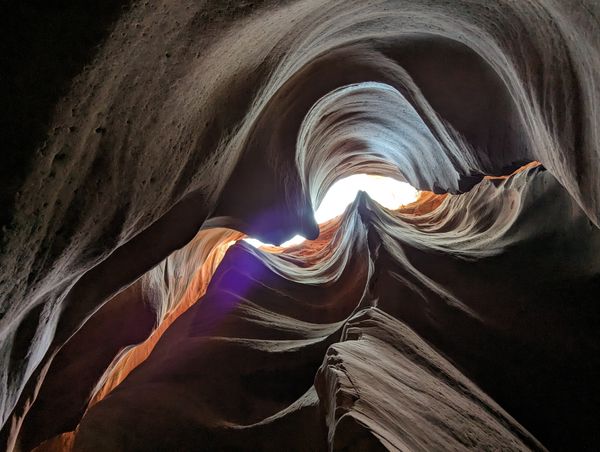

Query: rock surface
[1,0,599,451]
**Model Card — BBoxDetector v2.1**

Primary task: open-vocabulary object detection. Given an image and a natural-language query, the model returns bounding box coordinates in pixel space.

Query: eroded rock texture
[1,0,599,451]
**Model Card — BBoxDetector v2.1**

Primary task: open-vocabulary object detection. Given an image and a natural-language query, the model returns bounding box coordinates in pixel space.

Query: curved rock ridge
[21,166,600,451]
[1,0,599,451]
[316,308,543,451]
[67,179,548,451]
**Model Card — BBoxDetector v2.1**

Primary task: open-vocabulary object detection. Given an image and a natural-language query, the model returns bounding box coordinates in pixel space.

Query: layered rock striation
[1,1,599,450]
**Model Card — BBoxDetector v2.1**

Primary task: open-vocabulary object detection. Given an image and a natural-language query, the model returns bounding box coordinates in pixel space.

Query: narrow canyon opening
[1,2,600,452]
[245,174,419,248]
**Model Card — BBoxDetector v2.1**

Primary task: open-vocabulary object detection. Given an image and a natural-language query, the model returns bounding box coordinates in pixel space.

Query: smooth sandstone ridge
[1,1,599,451]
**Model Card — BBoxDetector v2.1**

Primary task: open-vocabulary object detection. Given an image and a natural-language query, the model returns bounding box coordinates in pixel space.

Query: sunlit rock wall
[1,1,599,451]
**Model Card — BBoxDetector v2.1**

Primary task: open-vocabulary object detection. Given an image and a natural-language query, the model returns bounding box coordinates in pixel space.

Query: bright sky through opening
[245,174,419,248]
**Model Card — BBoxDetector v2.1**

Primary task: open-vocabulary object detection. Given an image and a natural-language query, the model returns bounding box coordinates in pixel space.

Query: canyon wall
[1,0,599,450]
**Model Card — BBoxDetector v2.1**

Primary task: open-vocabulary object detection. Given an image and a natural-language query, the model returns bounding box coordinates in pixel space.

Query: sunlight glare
[244,174,418,248]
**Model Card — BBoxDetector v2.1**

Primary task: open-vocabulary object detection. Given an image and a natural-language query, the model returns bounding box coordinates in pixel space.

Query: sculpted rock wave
[1,1,599,450]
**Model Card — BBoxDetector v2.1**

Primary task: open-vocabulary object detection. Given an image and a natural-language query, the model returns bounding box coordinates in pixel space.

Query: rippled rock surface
[1,1,599,451]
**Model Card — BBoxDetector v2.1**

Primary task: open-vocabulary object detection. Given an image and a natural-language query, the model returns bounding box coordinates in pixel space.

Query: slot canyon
[1,1,599,450]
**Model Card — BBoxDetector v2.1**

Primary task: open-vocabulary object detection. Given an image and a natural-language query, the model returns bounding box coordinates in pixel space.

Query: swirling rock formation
[1,1,599,450]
